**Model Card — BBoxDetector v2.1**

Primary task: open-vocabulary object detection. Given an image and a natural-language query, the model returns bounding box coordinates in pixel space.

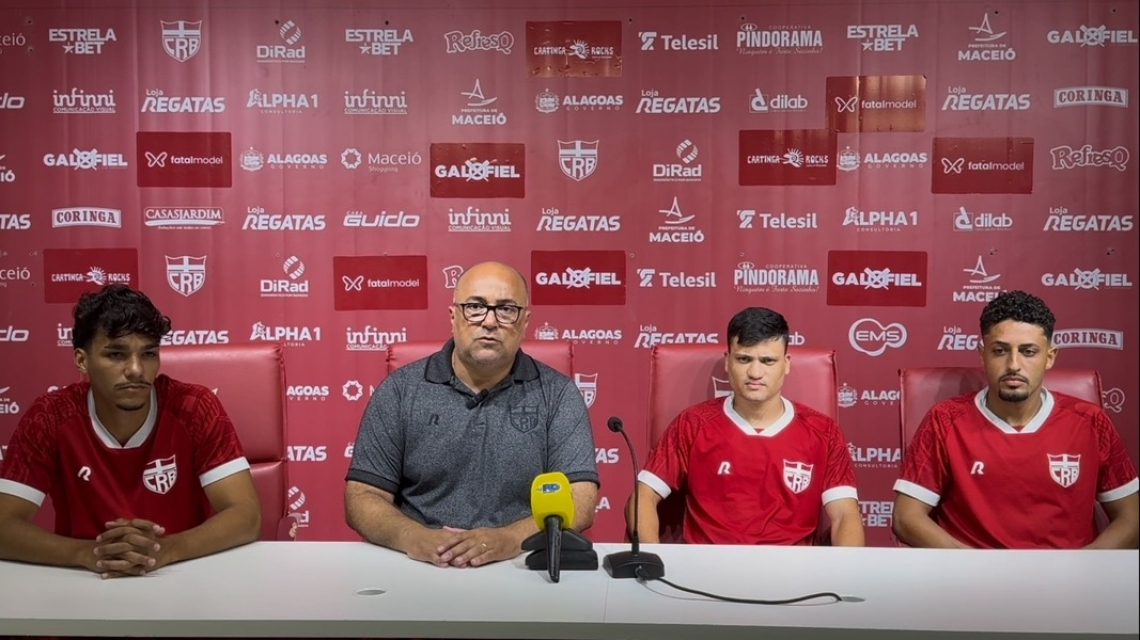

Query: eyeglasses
[454,302,526,324]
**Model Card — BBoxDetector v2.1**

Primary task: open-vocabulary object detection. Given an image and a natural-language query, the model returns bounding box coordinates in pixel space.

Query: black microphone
[466,389,490,409]
[602,416,665,580]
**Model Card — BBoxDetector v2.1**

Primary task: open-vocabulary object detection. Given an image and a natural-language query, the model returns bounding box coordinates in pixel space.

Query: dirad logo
[635,89,720,114]
[826,75,925,133]
[534,88,624,113]
[165,255,207,297]
[938,325,979,351]
[537,207,620,232]
[142,88,224,113]
[838,383,900,408]
[137,131,232,188]
[344,90,408,116]
[43,248,138,303]
[448,206,510,232]
[333,255,428,310]
[1052,328,1124,350]
[247,89,319,114]
[346,27,413,55]
[638,267,717,289]
[1043,208,1133,232]
[345,209,421,229]
[1046,25,1138,47]
[144,207,224,229]
[842,206,918,232]
[444,29,514,54]
[846,23,919,51]
[527,20,622,78]
[533,322,622,345]
[653,139,702,182]
[160,20,202,62]
[827,250,927,307]
[639,30,718,51]
[531,250,626,306]
[52,87,116,114]
[250,322,322,347]
[345,325,409,351]
[1054,86,1128,108]
[848,318,907,356]
[1050,144,1129,171]
[257,19,305,62]
[43,148,128,170]
[1041,268,1133,290]
[958,13,1015,62]
[932,137,1034,194]
[50,27,116,54]
[735,23,823,55]
[261,255,310,297]
[734,261,818,294]
[161,329,229,346]
[453,79,506,126]
[242,207,326,231]
[954,256,1003,303]
[954,206,1012,231]
[739,129,836,186]
[738,209,818,230]
[650,196,704,243]
[634,324,719,349]
[430,142,525,198]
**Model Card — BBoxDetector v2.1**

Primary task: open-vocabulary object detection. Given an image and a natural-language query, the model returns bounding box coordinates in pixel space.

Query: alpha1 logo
[531,250,625,306]
[932,137,1033,194]
[333,255,427,310]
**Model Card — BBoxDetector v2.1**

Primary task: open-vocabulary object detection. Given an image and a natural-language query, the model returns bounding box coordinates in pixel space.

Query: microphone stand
[602,418,665,579]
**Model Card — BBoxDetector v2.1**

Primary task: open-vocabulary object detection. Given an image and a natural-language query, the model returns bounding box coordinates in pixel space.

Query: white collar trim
[973,387,1054,435]
[88,387,157,449]
[722,394,794,438]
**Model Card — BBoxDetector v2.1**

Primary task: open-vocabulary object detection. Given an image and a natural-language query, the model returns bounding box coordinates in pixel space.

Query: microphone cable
[635,567,862,605]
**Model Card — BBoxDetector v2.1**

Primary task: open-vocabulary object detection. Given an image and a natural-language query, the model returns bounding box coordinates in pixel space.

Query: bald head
[454,261,529,306]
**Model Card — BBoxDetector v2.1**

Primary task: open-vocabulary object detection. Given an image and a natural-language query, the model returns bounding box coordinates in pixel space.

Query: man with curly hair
[0,284,261,576]
[894,290,1138,548]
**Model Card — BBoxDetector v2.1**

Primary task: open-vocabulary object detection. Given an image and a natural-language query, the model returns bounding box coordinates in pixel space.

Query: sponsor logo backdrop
[1,2,1137,546]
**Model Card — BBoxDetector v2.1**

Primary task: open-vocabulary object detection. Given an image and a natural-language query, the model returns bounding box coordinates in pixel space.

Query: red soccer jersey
[0,375,249,540]
[895,389,1140,549]
[640,396,859,545]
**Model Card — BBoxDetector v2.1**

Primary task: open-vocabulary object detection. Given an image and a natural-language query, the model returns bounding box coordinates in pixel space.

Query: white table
[0,542,1136,639]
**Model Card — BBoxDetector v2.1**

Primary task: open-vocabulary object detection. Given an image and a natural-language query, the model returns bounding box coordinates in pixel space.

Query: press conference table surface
[0,542,1136,639]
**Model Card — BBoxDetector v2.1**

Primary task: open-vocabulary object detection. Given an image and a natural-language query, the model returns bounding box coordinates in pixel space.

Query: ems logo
[575,373,598,407]
[783,460,813,494]
[559,140,598,181]
[1048,453,1080,488]
[165,255,207,297]
[143,455,178,494]
[711,376,733,398]
[161,20,202,62]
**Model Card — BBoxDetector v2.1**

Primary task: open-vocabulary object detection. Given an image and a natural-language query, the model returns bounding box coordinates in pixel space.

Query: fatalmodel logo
[333,256,428,310]
[137,131,232,188]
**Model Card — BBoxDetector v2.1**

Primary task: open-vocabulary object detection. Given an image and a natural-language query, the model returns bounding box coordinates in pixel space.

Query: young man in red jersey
[0,284,261,576]
[629,307,864,546]
[894,290,1139,549]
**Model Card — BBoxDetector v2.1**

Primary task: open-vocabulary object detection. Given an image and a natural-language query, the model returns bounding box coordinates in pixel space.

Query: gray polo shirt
[346,339,599,529]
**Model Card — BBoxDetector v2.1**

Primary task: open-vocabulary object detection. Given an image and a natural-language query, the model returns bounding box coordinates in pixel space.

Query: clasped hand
[410,526,516,568]
[89,518,166,578]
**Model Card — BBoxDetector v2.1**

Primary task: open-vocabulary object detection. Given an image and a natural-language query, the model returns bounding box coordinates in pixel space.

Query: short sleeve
[543,376,599,486]
[0,403,59,506]
[893,408,949,507]
[821,419,859,504]
[640,411,697,499]
[187,388,250,487]
[1094,410,1140,503]
[345,375,405,494]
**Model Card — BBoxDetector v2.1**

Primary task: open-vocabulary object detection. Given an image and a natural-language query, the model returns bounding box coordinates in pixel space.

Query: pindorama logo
[736,22,823,55]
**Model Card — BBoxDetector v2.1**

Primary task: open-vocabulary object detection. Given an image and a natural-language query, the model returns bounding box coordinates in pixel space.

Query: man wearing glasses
[345,261,599,567]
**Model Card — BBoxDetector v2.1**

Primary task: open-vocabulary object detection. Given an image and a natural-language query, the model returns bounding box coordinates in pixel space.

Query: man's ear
[74,348,88,374]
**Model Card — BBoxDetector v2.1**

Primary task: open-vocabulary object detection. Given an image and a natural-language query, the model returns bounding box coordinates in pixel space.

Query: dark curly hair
[727,307,790,348]
[72,284,172,350]
[979,290,1055,341]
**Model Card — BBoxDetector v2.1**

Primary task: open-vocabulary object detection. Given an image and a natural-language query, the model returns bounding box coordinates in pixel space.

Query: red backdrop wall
[1,0,1137,546]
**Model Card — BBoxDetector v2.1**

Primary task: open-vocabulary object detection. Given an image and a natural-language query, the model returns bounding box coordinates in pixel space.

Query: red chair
[387,340,574,377]
[31,343,296,540]
[647,344,840,544]
[898,367,1107,532]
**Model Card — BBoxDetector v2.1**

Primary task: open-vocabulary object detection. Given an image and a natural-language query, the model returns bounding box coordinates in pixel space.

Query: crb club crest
[574,373,597,408]
[165,255,207,297]
[782,460,813,494]
[143,455,178,494]
[558,140,598,181]
[1048,453,1080,488]
[161,20,202,62]
[509,406,539,433]
[711,377,733,398]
